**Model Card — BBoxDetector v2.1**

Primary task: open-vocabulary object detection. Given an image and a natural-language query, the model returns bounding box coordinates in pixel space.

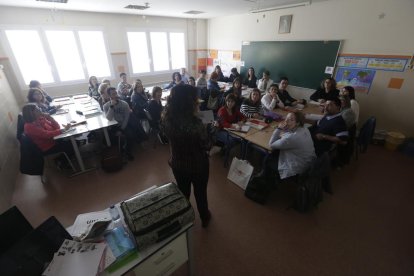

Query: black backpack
[245,175,271,204]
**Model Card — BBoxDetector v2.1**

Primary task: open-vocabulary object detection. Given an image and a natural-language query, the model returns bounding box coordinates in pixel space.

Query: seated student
[117,73,132,101]
[165,72,184,89]
[29,80,53,103]
[88,76,100,100]
[217,94,246,129]
[310,98,349,156]
[257,70,274,93]
[98,83,110,110]
[27,88,60,115]
[240,88,263,118]
[214,65,226,82]
[267,111,316,180]
[215,94,246,153]
[340,95,356,129]
[180,68,191,84]
[261,84,284,112]
[130,79,149,119]
[243,67,257,88]
[22,103,72,155]
[188,76,196,87]
[310,77,340,103]
[207,71,223,93]
[196,70,208,89]
[207,72,224,111]
[340,86,359,124]
[103,87,135,160]
[102,79,111,85]
[228,67,241,83]
[277,77,306,106]
[223,77,243,107]
[147,86,163,130]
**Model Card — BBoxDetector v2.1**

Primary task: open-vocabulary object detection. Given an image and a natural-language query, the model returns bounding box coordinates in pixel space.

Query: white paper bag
[227,157,254,190]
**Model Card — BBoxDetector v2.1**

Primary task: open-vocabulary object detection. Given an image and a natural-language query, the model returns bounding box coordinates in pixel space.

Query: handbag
[227,157,254,190]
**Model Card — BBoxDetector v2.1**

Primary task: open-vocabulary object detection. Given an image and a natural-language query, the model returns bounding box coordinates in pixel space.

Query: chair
[355,116,376,160]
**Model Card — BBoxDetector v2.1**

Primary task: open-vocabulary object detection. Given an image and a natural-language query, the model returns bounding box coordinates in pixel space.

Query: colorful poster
[335,67,376,94]
[337,56,368,68]
[367,58,408,71]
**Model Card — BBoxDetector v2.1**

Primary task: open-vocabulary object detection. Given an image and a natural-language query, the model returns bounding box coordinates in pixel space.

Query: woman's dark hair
[162,84,198,127]
[263,70,270,76]
[120,72,126,78]
[189,76,195,83]
[279,76,289,82]
[291,111,305,127]
[269,84,279,92]
[152,86,162,98]
[231,67,238,74]
[225,94,238,112]
[247,67,255,78]
[29,80,41,88]
[232,77,242,95]
[343,86,356,100]
[27,88,45,103]
[215,65,222,72]
[172,72,182,81]
[321,77,337,90]
[132,79,143,93]
[22,103,39,123]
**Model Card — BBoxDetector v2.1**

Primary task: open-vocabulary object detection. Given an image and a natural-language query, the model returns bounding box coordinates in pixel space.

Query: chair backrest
[357,116,376,152]
[16,113,24,142]
[19,133,45,175]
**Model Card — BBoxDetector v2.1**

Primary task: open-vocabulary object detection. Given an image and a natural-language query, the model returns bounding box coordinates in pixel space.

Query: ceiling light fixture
[251,1,310,13]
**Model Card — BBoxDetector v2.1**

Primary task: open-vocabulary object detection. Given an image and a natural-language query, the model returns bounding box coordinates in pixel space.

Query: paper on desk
[70,210,112,240]
[43,239,106,276]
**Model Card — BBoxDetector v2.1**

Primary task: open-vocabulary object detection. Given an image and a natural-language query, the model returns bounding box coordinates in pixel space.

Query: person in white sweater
[268,111,316,179]
[261,84,284,112]
[257,70,274,93]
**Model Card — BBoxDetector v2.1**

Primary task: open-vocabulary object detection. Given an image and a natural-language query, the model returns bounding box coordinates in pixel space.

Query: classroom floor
[12,141,414,276]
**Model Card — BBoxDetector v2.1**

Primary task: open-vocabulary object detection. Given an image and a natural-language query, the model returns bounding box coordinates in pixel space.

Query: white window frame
[125,28,187,78]
[0,25,114,90]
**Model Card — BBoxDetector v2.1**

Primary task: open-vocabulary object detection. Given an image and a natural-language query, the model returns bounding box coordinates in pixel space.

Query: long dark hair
[162,84,198,129]
[27,88,45,103]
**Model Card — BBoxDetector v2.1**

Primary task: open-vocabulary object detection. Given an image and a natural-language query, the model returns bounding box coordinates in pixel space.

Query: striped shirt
[240,99,263,118]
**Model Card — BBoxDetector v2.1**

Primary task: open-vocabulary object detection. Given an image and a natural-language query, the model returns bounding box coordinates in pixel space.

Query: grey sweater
[103,100,130,130]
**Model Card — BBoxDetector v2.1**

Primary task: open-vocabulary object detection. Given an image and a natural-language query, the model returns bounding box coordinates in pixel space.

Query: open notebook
[225,125,251,133]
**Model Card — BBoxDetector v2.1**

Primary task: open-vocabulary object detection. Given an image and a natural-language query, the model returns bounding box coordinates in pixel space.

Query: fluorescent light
[251,1,310,13]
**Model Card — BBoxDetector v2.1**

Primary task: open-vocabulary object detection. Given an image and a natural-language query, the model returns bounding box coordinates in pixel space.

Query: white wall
[208,0,414,136]
[0,6,207,102]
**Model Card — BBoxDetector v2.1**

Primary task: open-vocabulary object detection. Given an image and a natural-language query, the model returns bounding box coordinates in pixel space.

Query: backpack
[244,175,271,204]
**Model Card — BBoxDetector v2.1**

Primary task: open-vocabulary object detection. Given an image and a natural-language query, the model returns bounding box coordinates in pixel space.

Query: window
[3,28,112,86]
[126,31,186,74]
[45,31,84,81]
[5,30,54,84]
[169,33,185,70]
[150,32,169,71]
[78,31,111,78]
[127,32,150,74]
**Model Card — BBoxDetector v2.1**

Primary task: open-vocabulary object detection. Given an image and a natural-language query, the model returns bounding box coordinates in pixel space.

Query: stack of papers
[70,210,112,242]
[42,239,107,276]
[246,119,269,130]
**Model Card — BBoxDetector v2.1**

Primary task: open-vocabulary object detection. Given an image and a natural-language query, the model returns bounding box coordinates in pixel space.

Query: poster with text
[335,67,376,94]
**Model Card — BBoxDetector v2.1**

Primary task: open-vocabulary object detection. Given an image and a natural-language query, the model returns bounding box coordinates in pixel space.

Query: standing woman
[243,67,257,88]
[310,77,339,103]
[88,76,100,100]
[161,84,212,228]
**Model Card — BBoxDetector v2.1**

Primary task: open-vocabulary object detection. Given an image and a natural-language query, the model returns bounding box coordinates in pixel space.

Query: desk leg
[103,128,111,147]
[70,136,85,171]
[186,228,195,276]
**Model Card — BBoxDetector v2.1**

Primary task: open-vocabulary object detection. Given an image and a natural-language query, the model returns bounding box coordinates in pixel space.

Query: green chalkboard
[241,40,341,89]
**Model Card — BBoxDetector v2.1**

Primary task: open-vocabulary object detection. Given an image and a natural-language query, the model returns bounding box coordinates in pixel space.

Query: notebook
[225,125,251,133]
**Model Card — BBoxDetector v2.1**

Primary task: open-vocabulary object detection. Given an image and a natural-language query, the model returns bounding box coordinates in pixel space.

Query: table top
[52,94,117,140]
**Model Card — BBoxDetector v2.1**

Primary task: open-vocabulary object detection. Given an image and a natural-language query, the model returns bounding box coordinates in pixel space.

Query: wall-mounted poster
[279,15,292,34]
[335,67,376,94]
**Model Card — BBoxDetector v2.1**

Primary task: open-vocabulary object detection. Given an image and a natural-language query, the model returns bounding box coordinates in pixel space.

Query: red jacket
[217,106,245,129]
[24,116,62,152]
